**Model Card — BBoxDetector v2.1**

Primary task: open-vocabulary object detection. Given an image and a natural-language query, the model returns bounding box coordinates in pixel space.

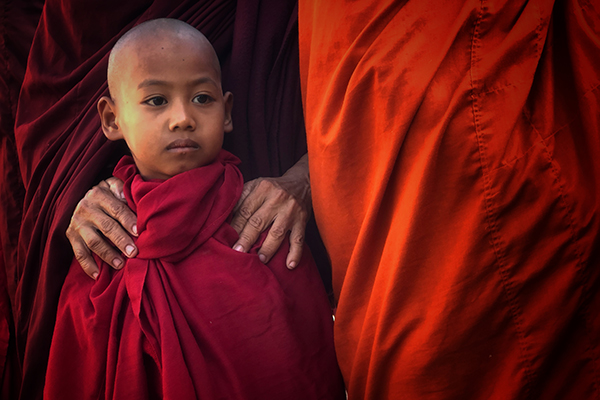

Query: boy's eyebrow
[137,77,218,89]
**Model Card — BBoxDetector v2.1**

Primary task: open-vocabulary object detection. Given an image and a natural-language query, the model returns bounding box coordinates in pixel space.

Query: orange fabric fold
[300,0,600,398]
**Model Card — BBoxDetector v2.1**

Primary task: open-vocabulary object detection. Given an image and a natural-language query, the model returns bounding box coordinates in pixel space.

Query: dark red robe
[44,151,344,399]
[0,1,327,398]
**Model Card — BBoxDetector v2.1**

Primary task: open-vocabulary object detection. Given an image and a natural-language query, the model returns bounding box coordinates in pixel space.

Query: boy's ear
[223,91,233,133]
[97,96,123,141]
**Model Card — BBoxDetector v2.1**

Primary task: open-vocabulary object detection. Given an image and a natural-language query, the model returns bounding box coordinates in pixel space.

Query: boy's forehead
[108,23,222,94]
[134,44,218,83]
[126,32,215,66]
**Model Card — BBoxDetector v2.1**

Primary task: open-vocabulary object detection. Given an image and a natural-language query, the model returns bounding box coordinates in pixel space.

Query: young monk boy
[44,18,344,400]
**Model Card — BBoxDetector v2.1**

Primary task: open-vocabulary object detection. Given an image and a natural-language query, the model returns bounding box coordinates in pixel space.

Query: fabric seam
[469,0,535,395]
[526,103,600,399]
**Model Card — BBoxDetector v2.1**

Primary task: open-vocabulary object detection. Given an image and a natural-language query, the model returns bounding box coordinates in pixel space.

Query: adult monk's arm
[67,153,311,279]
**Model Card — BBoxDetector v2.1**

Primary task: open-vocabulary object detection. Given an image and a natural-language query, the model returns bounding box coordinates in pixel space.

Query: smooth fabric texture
[300,0,600,398]
[7,1,321,398]
[44,151,344,400]
[0,3,44,396]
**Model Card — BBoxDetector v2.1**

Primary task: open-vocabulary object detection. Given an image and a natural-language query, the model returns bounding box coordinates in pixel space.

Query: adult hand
[66,177,138,279]
[230,154,311,269]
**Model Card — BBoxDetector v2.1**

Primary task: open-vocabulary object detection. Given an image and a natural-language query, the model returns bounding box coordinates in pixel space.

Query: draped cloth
[300,0,600,398]
[4,0,318,398]
[44,151,344,400]
[0,2,44,394]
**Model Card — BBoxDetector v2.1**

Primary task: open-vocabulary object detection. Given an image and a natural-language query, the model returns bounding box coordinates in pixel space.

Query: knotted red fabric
[44,151,344,399]
[3,1,328,398]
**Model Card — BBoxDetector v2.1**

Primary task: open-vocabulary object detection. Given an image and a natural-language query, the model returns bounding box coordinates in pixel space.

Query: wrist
[282,154,311,206]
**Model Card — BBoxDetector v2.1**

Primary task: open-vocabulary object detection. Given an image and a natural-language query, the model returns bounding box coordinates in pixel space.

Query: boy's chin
[166,160,217,178]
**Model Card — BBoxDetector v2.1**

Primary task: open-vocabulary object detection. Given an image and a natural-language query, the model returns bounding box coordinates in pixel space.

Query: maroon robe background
[44,152,344,399]
[0,2,45,395]
[0,0,327,398]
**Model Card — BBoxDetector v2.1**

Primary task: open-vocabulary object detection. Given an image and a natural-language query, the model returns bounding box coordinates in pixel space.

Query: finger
[77,225,126,269]
[233,179,259,215]
[256,216,289,264]
[231,184,268,241]
[230,181,263,236]
[92,208,138,258]
[83,185,138,237]
[92,188,138,237]
[232,204,273,253]
[69,233,101,280]
[105,177,126,202]
[285,221,305,270]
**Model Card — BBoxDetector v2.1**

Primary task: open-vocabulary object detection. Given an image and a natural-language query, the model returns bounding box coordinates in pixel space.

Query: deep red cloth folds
[44,151,344,399]
[5,1,323,398]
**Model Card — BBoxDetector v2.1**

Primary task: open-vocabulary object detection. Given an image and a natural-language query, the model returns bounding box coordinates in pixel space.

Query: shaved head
[97,17,233,180]
[107,18,221,100]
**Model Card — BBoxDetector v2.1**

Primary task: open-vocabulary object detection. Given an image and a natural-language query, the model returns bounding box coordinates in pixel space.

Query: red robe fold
[44,151,345,400]
[0,2,44,395]
[300,0,600,398]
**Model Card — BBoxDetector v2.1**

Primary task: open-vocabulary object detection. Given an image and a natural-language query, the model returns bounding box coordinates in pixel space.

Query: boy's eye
[193,94,213,104]
[145,96,167,106]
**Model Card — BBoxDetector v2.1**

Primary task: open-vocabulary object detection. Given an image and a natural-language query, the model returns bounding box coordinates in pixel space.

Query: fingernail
[113,258,123,268]
[132,224,138,235]
[287,261,296,270]
[120,191,125,200]
[125,245,135,256]
[92,271,99,280]
[259,254,267,263]
[233,244,243,252]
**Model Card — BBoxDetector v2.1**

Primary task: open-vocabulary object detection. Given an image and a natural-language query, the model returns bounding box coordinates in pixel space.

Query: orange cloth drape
[300,0,600,398]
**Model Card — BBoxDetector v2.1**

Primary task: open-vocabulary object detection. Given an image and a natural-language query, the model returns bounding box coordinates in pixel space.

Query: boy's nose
[169,101,196,131]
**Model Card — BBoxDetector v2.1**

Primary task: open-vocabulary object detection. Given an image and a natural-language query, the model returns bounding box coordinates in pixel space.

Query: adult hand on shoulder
[66,177,138,279]
[230,154,311,270]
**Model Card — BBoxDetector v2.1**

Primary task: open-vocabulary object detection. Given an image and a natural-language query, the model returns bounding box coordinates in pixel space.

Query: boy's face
[99,34,233,180]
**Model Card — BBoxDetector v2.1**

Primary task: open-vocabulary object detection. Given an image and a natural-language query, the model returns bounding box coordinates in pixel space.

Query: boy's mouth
[166,139,200,151]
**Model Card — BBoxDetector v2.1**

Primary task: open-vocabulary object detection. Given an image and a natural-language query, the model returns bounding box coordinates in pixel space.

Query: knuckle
[99,217,117,235]
[109,201,126,218]
[256,179,276,193]
[86,235,104,251]
[239,184,252,198]
[273,188,289,202]
[73,248,89,263]
[238,231,255,244]
[86,186,102,199]
[74,198,90,216]
[68,211,84,229]
[238,206,253,220]
[239,179,257,198]
[268,225,287,240]
[290,233,305,246]
[248,214,265,230]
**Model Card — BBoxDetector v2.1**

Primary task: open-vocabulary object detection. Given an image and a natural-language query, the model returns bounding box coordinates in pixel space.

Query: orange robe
[300,0,600,398]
